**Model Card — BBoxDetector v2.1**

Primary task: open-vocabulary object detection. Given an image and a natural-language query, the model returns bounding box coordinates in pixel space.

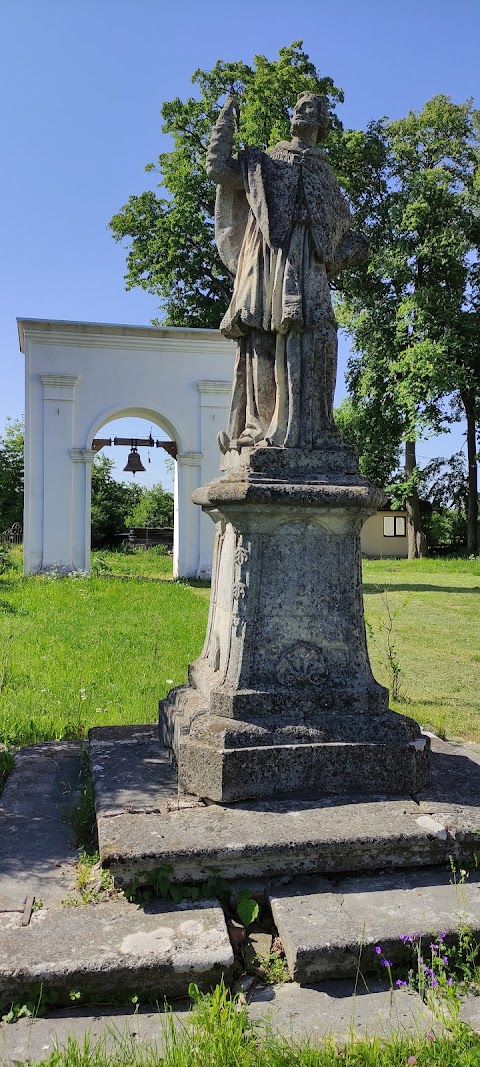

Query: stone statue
[160,89,430,805]
[206,92,367,453]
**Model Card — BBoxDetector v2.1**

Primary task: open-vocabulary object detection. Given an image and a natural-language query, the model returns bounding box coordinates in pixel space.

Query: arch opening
[88,411,177,576]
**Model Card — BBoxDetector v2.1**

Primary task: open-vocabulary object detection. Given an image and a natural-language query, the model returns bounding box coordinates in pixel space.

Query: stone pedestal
[160,443,430,801]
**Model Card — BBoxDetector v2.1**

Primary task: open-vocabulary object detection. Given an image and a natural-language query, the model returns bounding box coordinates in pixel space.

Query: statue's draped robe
[215,144,352,449]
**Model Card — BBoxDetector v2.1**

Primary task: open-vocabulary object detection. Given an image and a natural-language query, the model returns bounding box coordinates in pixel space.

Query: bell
[123,447,146,475]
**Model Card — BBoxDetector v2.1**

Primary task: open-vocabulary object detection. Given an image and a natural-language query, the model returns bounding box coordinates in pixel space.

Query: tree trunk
[405,440,427,559]
[461,390,479,556]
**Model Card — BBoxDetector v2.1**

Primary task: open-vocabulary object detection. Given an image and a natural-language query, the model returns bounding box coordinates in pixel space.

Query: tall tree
[334,396,402,489]
[126,483,174,528]
[109,42,344,328]
[335,96,480,557]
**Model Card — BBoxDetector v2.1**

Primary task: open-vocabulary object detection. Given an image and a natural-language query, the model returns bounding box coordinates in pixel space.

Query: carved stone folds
[159,444,430,802]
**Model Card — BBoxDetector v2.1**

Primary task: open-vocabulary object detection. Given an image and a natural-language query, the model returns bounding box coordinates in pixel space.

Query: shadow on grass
[99,574,211,590]
[363,583,479,595]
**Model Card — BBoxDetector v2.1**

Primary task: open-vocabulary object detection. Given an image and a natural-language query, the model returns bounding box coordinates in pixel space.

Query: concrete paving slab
[0,1002,191,1066]
[0,979,447,1066]
[0,899,233,1005]
[0,744,83,906]
[270,868,480,983]
[248,979,442,1043]
[458,994,480,1034]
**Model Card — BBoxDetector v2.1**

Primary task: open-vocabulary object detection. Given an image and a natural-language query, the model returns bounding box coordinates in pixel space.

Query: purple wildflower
[442,956,449,965]
[396,979,408,987]
[407,1058,416,1066]
[375,946,382,955]
[446,978,453,986]
[438,932,446,941]
[429,943,438,952]
[382,959,393,967]
[400,934,410,943]
[427,1033,435,1042]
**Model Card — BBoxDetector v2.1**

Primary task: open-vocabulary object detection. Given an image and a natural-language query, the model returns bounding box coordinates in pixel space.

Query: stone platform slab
[0,899,233,1005]
[91,727,480,887]
[0,742,83,908]
[270,867,480,983]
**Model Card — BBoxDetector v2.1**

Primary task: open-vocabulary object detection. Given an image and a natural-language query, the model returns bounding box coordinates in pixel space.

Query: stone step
[90,726,480,888]
[0,899,233,1006]
[270,867,480,984]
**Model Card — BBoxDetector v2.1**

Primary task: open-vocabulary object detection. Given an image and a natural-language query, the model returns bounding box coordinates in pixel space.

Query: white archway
[87,405,184,454]
[18,319,234,577]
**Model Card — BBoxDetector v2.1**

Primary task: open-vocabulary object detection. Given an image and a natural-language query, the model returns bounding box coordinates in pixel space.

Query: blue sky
[2,0,479,489]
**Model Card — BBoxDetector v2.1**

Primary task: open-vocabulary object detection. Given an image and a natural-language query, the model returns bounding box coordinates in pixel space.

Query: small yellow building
[361,508,408,558]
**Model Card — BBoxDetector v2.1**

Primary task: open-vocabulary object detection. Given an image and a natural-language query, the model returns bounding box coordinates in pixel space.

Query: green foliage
[69,849,115,906]
[417,452,474,552]
[126,482,173,528]
[255,949,290,985]
[365,589,407,701]
[236,890,260,928]
[422,509,468,553]
[91,456,173,546]
[336,95,480,553]
[90,454,142,548]
[63,748,98,854]
[125,863,231,907]
[1,1000,37,1024]
[109,42,344,327]
[0,545,13,573]
[334,396,401,489]
[421,452,470,514]
[160,980,258,1067]
[0,748,14,795]
[0,418,24,530]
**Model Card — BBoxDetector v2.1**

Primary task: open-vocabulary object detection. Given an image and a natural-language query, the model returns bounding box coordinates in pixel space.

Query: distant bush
[422,508,468,554]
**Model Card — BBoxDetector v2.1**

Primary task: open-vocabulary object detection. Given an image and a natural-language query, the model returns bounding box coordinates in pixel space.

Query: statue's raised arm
[208,92,367,455]
[206,94,243,187]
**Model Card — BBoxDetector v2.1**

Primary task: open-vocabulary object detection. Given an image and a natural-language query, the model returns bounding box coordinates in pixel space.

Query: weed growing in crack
[62,747,98,854]
[365,586,407,700]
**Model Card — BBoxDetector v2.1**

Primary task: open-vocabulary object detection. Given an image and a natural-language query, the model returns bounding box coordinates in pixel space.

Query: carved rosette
[277,641,327,687]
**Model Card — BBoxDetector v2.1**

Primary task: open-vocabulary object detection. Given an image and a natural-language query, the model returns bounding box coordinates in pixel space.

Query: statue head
[291,93,329,143]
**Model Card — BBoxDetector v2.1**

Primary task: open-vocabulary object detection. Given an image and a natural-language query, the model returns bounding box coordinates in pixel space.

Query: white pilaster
[40,374,79,571]
[174,453,203,578]
[70,449,96,571]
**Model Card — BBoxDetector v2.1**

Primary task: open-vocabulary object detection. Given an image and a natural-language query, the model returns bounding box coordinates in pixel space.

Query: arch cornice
[85,405,185,454]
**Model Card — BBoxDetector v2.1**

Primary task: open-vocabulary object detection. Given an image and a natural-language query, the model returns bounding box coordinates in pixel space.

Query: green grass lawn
[0,548,209,746]
[0,547,478,748]
[362,556,480,743]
